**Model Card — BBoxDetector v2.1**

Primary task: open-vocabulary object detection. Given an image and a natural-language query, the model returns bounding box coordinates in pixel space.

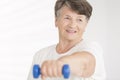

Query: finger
[41,61,47,77]
[57,65,62,77]
[47,64,53,77]
[52,61,57,77]
[57,60,63,77]
[46,60,54,77]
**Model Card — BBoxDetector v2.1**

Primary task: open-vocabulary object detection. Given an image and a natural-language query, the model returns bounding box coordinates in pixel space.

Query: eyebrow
[65,15,84,19]
[65,15,71,17]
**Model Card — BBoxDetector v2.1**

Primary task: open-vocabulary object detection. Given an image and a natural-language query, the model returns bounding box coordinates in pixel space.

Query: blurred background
[0,0,119,80]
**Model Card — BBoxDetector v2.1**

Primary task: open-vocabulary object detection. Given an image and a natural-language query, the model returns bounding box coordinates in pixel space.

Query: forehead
[59,6,86,18]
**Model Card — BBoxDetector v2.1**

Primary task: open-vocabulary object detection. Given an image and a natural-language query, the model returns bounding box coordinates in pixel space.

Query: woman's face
[55,6,88,41]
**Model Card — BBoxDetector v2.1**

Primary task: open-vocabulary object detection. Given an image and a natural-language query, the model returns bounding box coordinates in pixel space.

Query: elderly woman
[27,0,106,80]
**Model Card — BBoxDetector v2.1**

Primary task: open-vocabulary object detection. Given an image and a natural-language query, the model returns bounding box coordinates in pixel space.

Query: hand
[41,60,64,80]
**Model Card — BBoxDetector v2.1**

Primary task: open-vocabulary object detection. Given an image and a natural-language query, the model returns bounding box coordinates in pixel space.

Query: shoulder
[79,40,102,48]
[33,44,56,59]
[77,40,103,56]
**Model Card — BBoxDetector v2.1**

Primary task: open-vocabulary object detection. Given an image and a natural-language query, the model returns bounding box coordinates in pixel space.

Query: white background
[0,0,119,80]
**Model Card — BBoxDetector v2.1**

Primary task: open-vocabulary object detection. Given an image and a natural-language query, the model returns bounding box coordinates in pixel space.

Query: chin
[66,37,77,41]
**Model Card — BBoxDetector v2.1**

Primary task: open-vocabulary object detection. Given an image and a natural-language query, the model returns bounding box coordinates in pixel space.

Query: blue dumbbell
[33,64,70,79]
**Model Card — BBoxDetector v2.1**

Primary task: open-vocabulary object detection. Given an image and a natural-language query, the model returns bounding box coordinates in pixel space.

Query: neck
[56,38,82,54]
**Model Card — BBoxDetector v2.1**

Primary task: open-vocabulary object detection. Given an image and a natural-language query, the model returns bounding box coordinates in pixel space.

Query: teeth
[66,30,76,33]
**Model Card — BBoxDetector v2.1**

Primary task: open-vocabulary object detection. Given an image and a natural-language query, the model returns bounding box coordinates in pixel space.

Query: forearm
[58,51,96,78]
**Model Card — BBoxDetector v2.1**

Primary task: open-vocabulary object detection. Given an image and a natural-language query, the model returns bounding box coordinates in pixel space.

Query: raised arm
[58,51,96,78]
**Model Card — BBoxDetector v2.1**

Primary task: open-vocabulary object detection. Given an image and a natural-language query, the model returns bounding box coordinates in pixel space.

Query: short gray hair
[55,0,93,19]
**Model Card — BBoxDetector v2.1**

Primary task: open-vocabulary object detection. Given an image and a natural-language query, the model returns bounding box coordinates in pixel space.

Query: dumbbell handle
[33,64,70,79]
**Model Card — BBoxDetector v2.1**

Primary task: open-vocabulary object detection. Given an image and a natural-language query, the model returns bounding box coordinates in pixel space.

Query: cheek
[57,22,66,30]
[78,26,86,33]
[57,23,64,32]
[80,23,87,30]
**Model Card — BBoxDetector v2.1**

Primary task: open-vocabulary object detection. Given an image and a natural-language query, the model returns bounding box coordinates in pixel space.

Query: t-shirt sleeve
[27,46,51,80]
[79,42,106,80]
[27,51,43,80]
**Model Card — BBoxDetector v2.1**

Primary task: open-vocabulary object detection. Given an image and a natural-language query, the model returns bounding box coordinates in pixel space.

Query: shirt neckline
[53,39,84,56]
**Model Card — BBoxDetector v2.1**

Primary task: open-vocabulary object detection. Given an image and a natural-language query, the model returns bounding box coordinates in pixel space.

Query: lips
[66,29,77,33]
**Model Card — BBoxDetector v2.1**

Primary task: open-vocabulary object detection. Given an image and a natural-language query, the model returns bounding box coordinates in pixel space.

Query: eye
[64,17,70,20]
[78,19,82,22]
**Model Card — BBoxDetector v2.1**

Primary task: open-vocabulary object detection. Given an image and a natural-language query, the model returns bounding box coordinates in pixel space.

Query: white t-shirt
[27,40,106,80]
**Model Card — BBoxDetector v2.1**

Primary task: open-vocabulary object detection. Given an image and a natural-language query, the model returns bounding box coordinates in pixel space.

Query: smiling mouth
[66,30,77,34]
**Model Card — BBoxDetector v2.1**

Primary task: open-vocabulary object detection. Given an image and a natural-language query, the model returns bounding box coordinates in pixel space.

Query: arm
[41,51,96,79]
[58,51,96,78]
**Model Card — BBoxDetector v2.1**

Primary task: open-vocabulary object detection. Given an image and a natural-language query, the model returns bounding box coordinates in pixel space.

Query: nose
[69,20,77,28]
